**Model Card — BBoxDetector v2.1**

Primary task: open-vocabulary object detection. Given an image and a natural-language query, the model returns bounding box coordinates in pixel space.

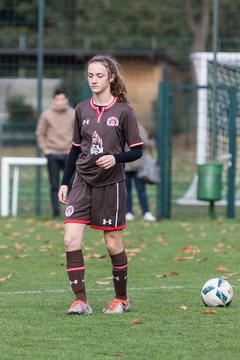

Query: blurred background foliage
[0,0,239,65]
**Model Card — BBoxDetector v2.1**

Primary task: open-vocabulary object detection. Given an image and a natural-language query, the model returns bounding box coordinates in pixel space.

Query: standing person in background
[58,54,143,315]
[36,89,75,218]
[125,124,156,222]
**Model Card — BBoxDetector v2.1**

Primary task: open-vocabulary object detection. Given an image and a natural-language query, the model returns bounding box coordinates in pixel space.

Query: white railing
[1,157,47,216]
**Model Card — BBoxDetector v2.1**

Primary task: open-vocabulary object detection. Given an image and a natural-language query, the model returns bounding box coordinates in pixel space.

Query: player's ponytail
[86,55,128,103]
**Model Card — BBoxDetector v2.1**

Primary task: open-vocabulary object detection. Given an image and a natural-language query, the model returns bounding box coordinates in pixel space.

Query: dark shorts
[64,174,127,231]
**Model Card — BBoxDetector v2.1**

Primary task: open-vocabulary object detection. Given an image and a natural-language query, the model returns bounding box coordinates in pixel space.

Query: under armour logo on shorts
[103,218,112,225]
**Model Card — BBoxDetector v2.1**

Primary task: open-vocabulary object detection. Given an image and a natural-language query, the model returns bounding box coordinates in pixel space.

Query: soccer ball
[201,278,233,307]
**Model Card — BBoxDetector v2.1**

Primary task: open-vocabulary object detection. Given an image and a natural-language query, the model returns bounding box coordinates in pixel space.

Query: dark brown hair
[86,54,128,103]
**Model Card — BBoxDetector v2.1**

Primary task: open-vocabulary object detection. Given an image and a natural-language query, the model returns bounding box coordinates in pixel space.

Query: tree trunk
[184,0,211,53]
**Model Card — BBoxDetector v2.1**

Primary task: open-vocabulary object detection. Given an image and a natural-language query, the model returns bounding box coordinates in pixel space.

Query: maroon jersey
[72,97,143,187]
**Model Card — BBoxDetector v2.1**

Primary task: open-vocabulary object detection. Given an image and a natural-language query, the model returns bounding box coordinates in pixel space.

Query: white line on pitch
[0,285,199,296]
[1,285,238,297]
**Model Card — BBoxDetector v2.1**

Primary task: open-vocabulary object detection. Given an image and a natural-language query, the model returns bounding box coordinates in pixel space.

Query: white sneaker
[143,212,156,222]
[126,212,135,221]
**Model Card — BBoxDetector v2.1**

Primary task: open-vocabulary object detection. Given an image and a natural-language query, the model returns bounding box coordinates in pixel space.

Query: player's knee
[105,238,123,255]
[104,231,124,255]
[64,234,77,251]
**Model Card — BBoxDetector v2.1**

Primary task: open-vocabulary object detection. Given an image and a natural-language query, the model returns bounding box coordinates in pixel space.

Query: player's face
[87,62,114,95]
[52,94,68,110]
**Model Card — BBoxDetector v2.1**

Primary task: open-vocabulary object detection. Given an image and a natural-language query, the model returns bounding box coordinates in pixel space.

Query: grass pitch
[1,216,240,359]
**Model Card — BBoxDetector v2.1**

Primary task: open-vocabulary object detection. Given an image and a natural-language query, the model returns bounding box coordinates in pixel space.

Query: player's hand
[58,185,68,204]
[95,155,116,169]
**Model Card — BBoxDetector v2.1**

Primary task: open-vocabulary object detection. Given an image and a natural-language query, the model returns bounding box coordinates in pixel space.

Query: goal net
[177,52,240,205]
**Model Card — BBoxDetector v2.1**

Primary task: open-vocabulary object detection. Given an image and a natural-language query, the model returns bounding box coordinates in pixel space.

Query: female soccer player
[58,54,144,315]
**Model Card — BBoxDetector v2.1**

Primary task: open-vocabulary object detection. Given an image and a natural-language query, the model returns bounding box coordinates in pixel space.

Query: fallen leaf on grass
[215,217,224,225]
[225,272,237,278]
[0,245,8,249]
[216,266,227,271]
[0,274,12,282]
[170,271,179,276]
[84,253,106,259]
[175,256,194,261]
[131,318,144,325]
[85,247,95,251]
[139,243,149,248]
[4,255,13,260]
[156,234,168,245]
[14,242,26,251]
[181,246,193,253]
[14,255,27,259]
[179,305,187,311]
[125,248,141,253]
[127,253,137,257]
[203,309,217,315]
[25,218,36,225]
[156,274,167,278]
[12,232,22,238]
[96,281,111,285]
[181,246,201,254]
[50,272,56,276]
[38,245,52,253]
[213,242,225,252]
[4,254,27,260]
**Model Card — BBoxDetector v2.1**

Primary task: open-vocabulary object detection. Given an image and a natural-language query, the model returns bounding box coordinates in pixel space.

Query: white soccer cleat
[143,212,156,222]
[102,297,131,314]
[67,300,93,315]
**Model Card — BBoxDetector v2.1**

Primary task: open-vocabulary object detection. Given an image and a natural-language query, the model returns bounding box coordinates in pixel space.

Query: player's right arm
[58,145,80,204]
[58,185,69,204]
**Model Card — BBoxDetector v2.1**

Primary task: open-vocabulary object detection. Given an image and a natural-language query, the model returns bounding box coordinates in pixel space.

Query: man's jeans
[46,154,70,217]
[125,171,149,215]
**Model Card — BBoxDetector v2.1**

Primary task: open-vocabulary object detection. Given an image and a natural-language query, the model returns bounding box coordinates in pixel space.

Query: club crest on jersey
[65,205,74,217]
[91,130,103,155]
[107,116,119,126]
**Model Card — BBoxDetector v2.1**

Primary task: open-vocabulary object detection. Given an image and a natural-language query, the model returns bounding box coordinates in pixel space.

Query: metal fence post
[227,85,237,218]
[156,82,172,219]
[35,0,45,216]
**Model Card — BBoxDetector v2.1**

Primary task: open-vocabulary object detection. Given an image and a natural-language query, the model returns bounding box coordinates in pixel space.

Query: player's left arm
[95,146,143,169]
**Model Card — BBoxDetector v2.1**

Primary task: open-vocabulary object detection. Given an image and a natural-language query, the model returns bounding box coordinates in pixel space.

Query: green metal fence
[156,82,238,220]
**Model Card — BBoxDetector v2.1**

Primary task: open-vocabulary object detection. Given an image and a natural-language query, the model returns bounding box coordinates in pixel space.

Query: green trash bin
[197,163,223,201]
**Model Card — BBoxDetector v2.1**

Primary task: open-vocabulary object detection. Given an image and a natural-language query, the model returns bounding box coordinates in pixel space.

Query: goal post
[177,52,240,207]
[191,52,240,165]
